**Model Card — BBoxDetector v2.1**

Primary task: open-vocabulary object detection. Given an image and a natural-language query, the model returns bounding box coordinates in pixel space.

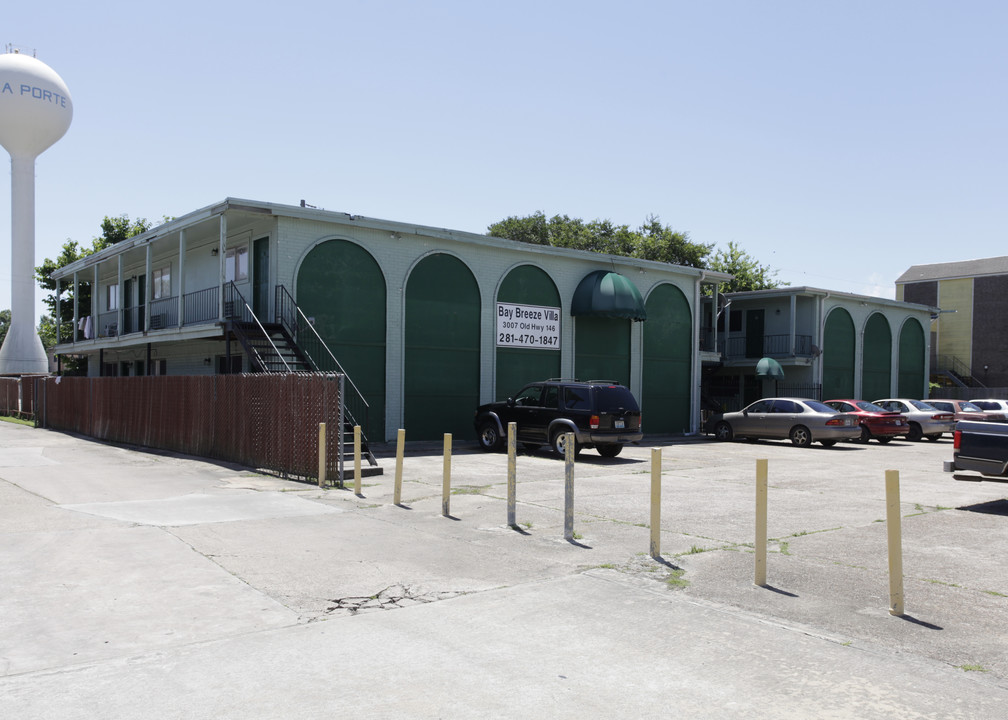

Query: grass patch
[778,541,791,556]
[924,578,962,589]
[572,531,584,540]
[957,664,988,673]
[683,545,707,555]
[451,484,490,496]
[520,521,533,530]
[665,569,690,589]
[982,589,1007,598]
[0,415,34,427]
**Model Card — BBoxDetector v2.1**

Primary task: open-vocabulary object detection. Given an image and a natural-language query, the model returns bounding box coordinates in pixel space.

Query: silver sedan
[705,397,861,448]
[873,398,956,441]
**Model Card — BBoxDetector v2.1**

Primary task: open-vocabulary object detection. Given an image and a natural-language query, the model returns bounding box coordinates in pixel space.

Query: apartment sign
[496,302,561,350]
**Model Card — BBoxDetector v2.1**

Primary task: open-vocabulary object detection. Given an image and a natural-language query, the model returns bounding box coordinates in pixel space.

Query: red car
[824,399,910,443]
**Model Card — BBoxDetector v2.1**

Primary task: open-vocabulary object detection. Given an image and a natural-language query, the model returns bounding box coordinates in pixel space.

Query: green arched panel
[861,313,892,400]
[496,265,561,399]
[898,318,926,398]
[297,240,386,441]
[405,254,480,440]
[823,308,855,399]
[642,284,692,433]
[575,317,630,387]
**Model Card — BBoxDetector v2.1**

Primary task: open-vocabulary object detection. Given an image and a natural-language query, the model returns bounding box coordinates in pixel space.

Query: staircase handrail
[226,283,291,373]
[275,286,369,408]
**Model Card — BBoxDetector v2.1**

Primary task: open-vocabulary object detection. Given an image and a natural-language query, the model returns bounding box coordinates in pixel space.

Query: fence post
[354,425,362,495]
[507,422,517,527]
[564,432,575,541]
[755,458,768,587]
[442,433,452,517]
[885,469,905,617]
[394,428,405,506]
[650,447,662,558]
[318,422,327,488]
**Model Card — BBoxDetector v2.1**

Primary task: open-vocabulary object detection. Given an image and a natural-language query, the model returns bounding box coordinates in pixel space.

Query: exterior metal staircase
[224,283,380,475]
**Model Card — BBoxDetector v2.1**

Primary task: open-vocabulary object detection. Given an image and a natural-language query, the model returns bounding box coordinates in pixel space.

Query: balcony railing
[60,286,220,344]
[721,333,814,359]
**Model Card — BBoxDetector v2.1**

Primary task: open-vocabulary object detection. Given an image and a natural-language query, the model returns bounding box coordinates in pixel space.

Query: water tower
[0,49,73,375]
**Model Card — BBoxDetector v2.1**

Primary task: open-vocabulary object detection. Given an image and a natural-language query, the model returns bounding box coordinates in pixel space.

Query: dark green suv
[473,379,643,457]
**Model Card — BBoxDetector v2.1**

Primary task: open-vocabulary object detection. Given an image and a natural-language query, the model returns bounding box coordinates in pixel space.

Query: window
[729,309,742,333]
[514,385,543,406]
[225,246,249,282]
[106,284,119,311]
[152,265,171,299]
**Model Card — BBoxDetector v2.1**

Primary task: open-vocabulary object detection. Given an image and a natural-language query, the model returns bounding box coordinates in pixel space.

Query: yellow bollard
[650,447,662,558]
[564,432,575,541]
[354,425,362,495]
[394,428,405,506]
[318,422,327,488]
[755,458,768,587]
[886,469,905,617]
[442,433,452,517]
[507,422,517,527]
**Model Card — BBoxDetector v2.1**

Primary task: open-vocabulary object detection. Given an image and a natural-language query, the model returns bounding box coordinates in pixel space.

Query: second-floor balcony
[722,333,814,360]
[63,286,222,343]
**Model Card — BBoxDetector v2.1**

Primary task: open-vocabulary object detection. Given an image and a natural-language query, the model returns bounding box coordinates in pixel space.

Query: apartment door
[253,237,270,319]
[746,309,765,358]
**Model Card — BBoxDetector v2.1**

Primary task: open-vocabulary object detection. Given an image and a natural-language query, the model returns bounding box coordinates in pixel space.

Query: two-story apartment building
[49,198,730,443]
[701,287,934,411]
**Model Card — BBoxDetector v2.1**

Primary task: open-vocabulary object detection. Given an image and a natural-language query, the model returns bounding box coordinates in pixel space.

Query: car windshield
[973,401,1000,410]
[960,401,983,412]
[855,401,887,412]
[909,400,935,410]
[803,400,835,413]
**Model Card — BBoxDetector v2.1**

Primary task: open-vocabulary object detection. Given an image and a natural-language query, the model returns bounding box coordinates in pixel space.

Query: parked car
[474,379,643,458]
[926,399,1007,424]
[705,397,861,448]
[823,399,910,443]
[969,399,1008,416]
[872,398,956,441]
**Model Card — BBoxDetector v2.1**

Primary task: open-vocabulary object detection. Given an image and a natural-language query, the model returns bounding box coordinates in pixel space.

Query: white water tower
[0,49,73,375]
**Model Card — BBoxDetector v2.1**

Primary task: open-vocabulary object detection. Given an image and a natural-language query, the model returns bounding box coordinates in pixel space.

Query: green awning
[570,270,647,321]
[756,357,785,380]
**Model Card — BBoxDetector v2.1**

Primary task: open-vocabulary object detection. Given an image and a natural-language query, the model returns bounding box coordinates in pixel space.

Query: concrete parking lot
[1,419,1006,718]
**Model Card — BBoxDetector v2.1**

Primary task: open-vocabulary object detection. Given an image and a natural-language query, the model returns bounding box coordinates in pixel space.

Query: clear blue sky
[3,1,1006,319]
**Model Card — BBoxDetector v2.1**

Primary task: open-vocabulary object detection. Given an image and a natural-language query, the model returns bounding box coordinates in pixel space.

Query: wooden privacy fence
[0,376,37,418]
[32,374,345,483]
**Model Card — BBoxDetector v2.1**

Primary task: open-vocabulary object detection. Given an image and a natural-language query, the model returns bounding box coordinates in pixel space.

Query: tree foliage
[0,308,10,348]
[707,241,787,293]
[487,212,712,269]
[35,214,153,351]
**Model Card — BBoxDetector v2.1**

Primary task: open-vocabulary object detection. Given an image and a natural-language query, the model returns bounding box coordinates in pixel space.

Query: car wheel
[597,443,622,458]
[477,421,503,452]
[877,437,892,444]
[820,439,837,447]
[713,421,734,441]
[790,425,812,448]
[907,422,923,442]
[521,443,541,453]
[926,434,941,442]
[551,429,581,458]
[857,425,871,443]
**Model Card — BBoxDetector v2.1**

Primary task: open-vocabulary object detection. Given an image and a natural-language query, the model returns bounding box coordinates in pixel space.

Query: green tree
[0,309,10,348]
[708,241,787,293]
[488,212,712,269]
[35,214,153,355]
